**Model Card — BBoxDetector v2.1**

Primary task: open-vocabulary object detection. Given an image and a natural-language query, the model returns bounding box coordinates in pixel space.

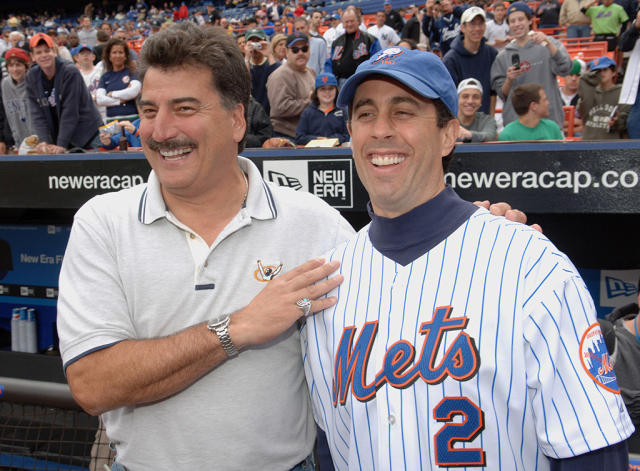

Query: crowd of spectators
[1,0,639,154]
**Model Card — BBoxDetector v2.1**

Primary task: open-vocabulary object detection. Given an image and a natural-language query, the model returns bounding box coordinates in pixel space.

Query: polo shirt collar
[138,156,278,225]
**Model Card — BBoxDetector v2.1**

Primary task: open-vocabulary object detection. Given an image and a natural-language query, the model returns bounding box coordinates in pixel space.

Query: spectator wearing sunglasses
[266,32,316,138]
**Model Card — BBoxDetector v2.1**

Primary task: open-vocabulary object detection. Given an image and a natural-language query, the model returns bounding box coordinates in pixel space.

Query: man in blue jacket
[443,6,498,113]
[26,33,102,153]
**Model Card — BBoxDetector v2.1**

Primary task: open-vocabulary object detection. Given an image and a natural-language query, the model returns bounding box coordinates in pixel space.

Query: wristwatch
[207,316,239,358]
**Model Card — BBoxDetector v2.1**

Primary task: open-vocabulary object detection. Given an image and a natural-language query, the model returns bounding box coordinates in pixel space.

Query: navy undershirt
[367,186,478,266]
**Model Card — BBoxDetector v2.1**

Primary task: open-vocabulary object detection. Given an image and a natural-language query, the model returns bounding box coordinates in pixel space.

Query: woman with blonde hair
[270,33,287,62]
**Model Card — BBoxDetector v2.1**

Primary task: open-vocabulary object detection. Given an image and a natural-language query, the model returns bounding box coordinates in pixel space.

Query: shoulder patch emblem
[254,259,283,282]
[579,323,619,394]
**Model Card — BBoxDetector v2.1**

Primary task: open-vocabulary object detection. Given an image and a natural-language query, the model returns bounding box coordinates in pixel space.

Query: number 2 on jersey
[433,396,486,467]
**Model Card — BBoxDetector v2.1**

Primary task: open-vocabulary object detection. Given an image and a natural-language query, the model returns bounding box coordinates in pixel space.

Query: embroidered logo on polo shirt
[254,259,283,282]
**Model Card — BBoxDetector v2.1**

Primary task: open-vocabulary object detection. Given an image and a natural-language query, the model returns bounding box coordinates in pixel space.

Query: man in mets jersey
[302,47,634,470]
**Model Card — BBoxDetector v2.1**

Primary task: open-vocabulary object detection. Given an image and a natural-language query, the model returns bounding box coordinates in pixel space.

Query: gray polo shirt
[57,156,354,470]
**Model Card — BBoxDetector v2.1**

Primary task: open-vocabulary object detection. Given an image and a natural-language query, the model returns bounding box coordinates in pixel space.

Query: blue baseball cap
[506,1,532,17]
[315,73,338,88]
[71,44,94,56]
[337,47,458,115]
[588,56,617,71]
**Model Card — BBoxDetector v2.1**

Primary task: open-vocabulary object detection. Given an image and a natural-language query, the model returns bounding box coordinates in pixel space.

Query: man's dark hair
[138,22,251,152]
[511,82,543,116]
[97,30,110,42]
[102,38,134,71]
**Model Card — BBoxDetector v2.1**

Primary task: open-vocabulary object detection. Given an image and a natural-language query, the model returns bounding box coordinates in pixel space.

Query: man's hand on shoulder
[229,258,343,349]
[473,200,543,233]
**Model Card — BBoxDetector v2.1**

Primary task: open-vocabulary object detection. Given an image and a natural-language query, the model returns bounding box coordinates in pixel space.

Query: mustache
[145,138,198,152]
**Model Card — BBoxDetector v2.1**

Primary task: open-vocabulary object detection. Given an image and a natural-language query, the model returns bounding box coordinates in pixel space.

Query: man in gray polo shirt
[57,22,352,471]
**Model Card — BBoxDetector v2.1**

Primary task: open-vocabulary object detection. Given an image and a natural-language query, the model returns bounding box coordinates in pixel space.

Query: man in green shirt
[499,82,564,140]
[583,0,629,50]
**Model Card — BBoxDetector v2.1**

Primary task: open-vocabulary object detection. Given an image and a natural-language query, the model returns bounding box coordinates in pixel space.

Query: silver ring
[296,298,312,316]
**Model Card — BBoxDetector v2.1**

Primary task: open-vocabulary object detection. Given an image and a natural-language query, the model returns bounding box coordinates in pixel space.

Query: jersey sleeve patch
[579,322,620,394]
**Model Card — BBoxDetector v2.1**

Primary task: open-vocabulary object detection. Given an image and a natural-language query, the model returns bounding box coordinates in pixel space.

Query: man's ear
[440,119,459,157]
[231,103,247,144]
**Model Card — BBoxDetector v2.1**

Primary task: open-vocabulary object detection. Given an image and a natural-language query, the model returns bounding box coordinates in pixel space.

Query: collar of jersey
[367,186,478,266]
[139,156,278,225]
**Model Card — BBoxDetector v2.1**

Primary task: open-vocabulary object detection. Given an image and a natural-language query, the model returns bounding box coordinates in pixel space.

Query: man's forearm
[66,321,229,415]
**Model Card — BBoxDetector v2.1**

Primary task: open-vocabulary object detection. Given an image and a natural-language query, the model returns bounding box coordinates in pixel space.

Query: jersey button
[388,415,396,425]
[190,233,196,239]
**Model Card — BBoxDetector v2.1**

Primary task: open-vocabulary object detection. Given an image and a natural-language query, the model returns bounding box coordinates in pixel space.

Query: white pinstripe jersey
[303,208,634,470]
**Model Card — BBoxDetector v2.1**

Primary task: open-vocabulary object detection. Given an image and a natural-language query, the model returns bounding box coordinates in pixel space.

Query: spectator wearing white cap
[443,6,498,114]
[456,78,497,141]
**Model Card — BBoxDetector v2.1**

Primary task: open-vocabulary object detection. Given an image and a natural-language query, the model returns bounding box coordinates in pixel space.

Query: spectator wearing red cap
[25,33,103,153]
[1,48,34,150]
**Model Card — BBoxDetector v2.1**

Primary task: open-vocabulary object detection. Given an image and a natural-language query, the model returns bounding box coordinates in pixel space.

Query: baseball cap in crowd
[569,59,585,75]
[384,0,391,5]
[29,32,55,49]
[506,1,533,17]
[457,77,483,95]
[337,47,458,115]
[286,32,309,47]
[4,47,30,63]
[332,13,341,20]
[460,6,486,24]
[588,56,616,71]
[315,72,338,89]
[245,27,267,40]
[71,44,94,56]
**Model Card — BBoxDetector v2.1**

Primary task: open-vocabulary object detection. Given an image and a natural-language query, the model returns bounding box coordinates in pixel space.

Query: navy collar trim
[367,186,478,266]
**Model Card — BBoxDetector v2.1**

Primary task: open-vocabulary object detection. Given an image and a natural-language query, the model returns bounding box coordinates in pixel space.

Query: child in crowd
[99,118,140,149]
[1,48,33,148]
[295,73,349,146]
[72,44,105,122]
[578,56,630,139]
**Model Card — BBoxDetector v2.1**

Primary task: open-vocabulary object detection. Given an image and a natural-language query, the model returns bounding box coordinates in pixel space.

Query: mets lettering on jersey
[303,209,633,470]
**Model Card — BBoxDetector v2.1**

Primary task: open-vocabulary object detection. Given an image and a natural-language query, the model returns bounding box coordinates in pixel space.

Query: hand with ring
[296,298,312,317]
[227,258,343,350]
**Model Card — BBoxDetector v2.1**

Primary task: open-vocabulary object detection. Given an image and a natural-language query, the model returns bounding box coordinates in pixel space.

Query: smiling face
[31,44,56,73]
[317,85,337,107]
[6,58,27,83]
[348,78,458,218]
[458,88,482,119]
[139,65,246,202]
[507,11,531,39]
[461,15,486,44]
